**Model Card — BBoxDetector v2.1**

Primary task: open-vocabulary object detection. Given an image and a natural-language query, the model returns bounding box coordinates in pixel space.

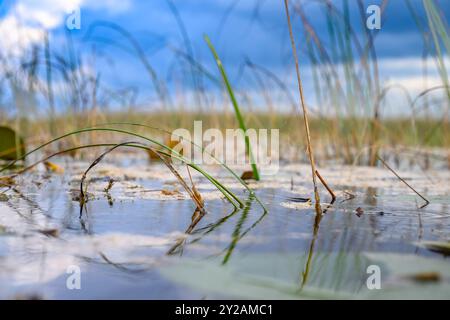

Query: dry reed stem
[284,0,326,210]
[315,169,336,203]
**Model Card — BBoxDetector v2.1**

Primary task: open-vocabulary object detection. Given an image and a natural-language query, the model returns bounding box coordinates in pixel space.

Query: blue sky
[0,0,449,115]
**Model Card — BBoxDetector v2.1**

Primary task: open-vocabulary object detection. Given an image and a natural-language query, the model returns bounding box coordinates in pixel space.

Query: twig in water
[377,155,430,208]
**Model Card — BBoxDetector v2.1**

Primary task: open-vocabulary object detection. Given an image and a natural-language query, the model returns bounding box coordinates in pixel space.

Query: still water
[0,159,449,299]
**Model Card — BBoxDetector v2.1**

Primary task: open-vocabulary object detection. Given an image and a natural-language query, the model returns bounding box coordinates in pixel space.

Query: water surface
[0,158,449,299]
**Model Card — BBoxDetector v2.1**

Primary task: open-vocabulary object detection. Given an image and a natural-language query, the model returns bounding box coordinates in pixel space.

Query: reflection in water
[299,197,338,290]
[365,187,378,206]
[300,211,322,289]
[173,205,241,255]
[222,196,254,264]
[97,252,149,274]
[166,194,269,263]
[167,207,210,255]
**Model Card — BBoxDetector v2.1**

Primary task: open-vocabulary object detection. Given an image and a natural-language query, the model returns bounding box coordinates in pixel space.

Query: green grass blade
[204,35,260,181]
[0,128,244,208]
[92,122,267,212]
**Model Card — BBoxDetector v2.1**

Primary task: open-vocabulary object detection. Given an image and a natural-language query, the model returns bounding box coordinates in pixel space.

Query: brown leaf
[0,176,15,187]
[161,189,181,196]
[44,161,64,173]
[38,228,59,238]
[147,139,183,161]
[147,149,161,160]
[166,138,182,153]
[407,272,441,283]
[240,170,255,180]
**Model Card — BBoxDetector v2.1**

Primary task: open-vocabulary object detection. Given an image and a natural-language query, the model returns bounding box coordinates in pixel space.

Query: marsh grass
[79,141,207,216]
[204,35,260,181]
[3,111,447,168]
[0,0,449,204]
[0,128,243,208]
[279,0,449,167]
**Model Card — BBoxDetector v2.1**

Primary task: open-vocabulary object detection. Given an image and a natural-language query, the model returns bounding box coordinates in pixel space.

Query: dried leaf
[407,272,441,283]
[166,138,182,153]
[0,193,9,202]
[38,228,59,237]
[147,139,183,161]
[161,189,181,196]
[240,171,255,180]
[147,148,161,160]
[0,176,15,187]
[44,161,64,173]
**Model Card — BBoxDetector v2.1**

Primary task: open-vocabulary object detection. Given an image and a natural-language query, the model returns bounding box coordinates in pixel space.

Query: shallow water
[0,157,449,299]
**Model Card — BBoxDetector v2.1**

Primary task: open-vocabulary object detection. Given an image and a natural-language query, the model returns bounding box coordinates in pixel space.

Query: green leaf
[0,126,26,161]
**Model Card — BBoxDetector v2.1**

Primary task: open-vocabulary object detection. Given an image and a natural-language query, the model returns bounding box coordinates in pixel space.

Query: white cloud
[15,0,82,29]
[0,15,46,57]
[378,56,449,97]
[0,0,131,58]
[377,55,450,73]
[385,76,443,93]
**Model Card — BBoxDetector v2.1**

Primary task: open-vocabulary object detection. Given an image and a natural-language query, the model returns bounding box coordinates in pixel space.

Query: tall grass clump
[0,126,269,212]
[290,0,450,167]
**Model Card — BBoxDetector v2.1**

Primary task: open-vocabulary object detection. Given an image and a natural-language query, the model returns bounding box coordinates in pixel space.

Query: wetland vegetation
[0,0,449,299]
